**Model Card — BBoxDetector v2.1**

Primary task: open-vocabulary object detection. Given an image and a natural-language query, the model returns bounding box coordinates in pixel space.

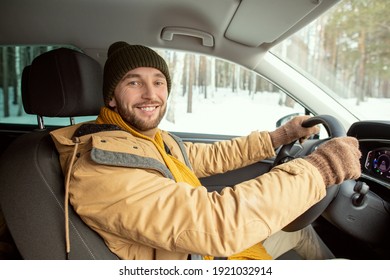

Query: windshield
[271,0,390,121]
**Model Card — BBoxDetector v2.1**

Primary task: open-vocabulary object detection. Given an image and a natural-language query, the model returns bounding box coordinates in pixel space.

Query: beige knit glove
[305,136,362,187]
[269,115,320,148]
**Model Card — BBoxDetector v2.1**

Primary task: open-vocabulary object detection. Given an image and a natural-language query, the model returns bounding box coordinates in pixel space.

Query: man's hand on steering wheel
[306,137,361,187]
[266,114,362,232]
[269,115,320,149]
[268,114,362,186]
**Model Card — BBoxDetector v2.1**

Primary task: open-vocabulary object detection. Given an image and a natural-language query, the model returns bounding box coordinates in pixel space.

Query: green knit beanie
[103,41,171,106]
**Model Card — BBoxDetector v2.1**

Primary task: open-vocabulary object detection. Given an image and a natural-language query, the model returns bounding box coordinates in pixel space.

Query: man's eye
[128,81,141,86]
[155,81,165,86]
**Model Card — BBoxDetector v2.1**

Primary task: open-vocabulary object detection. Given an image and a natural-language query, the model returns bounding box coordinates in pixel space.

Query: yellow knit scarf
[96,107,272,260]
[96,107,201,186]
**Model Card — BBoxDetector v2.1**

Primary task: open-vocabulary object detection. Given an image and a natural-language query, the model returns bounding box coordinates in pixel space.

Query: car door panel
[175,132,275,192]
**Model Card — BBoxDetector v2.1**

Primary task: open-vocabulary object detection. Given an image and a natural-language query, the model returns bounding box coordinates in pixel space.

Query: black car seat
[0,48,118,259]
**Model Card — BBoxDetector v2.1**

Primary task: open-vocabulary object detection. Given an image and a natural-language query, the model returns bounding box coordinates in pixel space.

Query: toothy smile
[140,106,157,111]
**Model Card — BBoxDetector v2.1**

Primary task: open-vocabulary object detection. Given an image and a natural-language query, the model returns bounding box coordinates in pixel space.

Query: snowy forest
[0,0,389,124]
[273,0,390,103]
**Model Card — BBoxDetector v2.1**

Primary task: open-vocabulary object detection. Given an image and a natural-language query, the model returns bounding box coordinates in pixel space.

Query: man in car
[51,41,361,260]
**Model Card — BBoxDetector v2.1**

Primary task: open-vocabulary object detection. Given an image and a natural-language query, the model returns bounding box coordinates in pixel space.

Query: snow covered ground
[162,90,390,136]
[160,90,302,136]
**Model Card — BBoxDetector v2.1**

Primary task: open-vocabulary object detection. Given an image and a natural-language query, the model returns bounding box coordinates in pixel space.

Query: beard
[116,102,167,132]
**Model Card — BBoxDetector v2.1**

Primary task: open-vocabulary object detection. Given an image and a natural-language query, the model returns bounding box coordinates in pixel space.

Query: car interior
[1,0,390,260]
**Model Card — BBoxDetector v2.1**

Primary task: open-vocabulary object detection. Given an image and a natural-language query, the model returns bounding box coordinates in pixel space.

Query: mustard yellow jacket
[50,122,326,260]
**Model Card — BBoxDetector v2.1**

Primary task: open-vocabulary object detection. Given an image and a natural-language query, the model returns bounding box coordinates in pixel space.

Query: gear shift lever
[352,181,369,207]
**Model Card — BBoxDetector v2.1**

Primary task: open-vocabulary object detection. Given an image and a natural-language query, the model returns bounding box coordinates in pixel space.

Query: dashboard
[347,121,390,195]
[321,120,390,250]
[361,143,390,189]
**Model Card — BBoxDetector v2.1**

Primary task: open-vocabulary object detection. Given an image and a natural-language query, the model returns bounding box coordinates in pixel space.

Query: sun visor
[225,0,322,47]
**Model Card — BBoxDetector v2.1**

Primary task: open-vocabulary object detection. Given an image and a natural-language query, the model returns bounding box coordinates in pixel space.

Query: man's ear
[108,97,116,108]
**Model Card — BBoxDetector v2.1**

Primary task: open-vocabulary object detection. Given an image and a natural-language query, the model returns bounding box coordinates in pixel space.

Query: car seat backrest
[0,48,118,259]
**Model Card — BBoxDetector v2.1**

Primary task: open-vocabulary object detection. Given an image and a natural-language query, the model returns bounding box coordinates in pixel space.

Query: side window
[158,51,307,136]
[1,47,308,135]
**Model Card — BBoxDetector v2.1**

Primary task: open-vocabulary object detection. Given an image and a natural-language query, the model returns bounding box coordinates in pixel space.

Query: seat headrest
[22,48,104,117]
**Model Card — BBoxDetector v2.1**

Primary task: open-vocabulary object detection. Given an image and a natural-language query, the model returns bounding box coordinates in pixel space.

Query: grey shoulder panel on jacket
[90,148,174,180]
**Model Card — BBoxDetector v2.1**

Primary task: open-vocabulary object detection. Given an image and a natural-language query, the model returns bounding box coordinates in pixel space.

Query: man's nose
[141,83,156,99]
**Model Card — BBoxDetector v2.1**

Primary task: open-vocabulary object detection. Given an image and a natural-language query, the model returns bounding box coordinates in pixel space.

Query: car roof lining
[1,0,340,70]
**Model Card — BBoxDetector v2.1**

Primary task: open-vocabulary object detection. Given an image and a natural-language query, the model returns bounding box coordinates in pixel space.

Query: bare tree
[14,46,24,116]
[2,47,10,117]
[187,54,195,113]
[166,52,185,124]
[198,55,208,98]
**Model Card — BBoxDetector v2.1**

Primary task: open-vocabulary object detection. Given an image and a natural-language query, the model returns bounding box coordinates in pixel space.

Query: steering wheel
[273,115,346,232]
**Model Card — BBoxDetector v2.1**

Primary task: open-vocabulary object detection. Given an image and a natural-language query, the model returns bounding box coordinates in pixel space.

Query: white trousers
[263,225,335,260]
